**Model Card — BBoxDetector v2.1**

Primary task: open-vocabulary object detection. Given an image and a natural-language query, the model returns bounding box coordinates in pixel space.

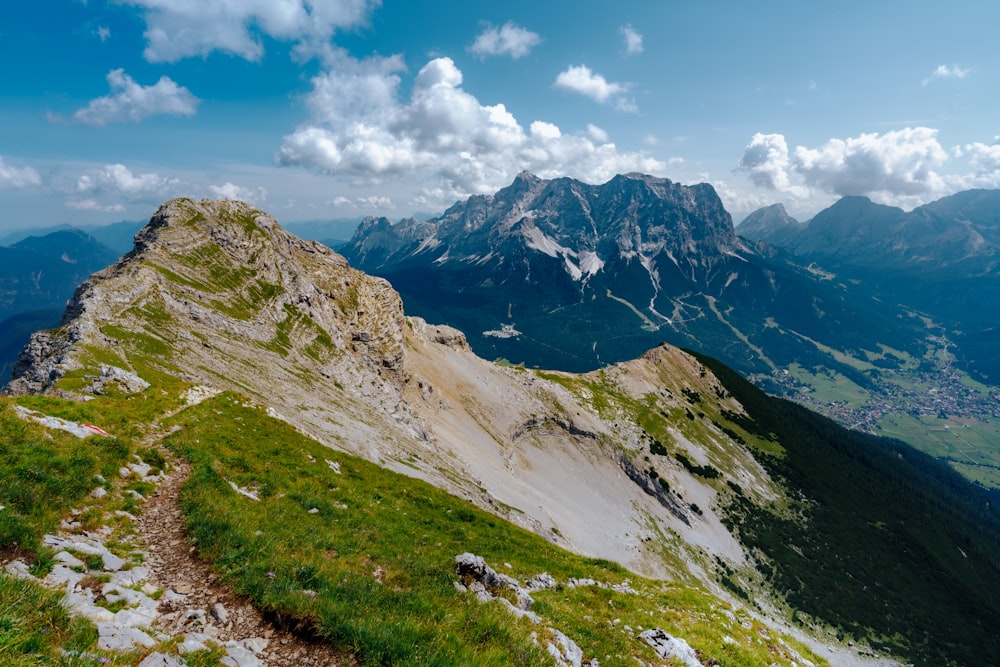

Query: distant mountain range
[0,220,143,254]
[739,190,1000,382]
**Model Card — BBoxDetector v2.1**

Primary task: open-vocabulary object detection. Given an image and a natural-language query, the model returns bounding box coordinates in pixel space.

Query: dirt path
[136,456,356,667]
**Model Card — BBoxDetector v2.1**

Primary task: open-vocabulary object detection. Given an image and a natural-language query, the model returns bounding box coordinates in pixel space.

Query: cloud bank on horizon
[1,0,998,229]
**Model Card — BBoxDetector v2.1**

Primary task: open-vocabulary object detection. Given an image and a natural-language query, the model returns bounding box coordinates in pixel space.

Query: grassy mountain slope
[3,198,998,666]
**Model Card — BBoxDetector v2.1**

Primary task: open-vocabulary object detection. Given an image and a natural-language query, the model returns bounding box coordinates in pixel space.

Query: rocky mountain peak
[7,198,409,397]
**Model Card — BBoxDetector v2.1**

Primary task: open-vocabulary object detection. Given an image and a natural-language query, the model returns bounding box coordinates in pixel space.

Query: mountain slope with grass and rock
[3,198,998,667]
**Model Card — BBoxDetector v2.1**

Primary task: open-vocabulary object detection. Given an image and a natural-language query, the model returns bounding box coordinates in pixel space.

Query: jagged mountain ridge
[351,171,741,286]
[6,198,1000,667]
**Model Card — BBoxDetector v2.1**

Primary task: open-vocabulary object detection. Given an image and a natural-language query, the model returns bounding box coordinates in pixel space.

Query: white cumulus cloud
[469,21,540,59]
[277,55,664,205]
[0,157,42,188]
[964,142,1000,173]
[327,195,393,209]
[77,163,181,199]
[740,133,798,192]
[793,128,948,196]
[586,124,609,143]
[554,65,631,107]
[922,64,971,85]
[210,182,267,204]
[620,25,643,55]
[71,69,199,126]
[125,0,380,62]
[738,129,1000,214]
[739,127,963,206]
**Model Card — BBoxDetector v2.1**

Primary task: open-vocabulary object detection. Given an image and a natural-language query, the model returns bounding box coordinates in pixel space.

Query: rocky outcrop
[454,553,588,667]
[638,629,702,667]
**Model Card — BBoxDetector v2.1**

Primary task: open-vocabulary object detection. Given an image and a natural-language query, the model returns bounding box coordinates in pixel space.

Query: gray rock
[92,365,150,395]
[211,602,229,624]
[221,645,262,667]
[43,534,106,557]
[102,551,126,572]
[498,597,541,624]
[138,652,186,667]
[114,606,159,628]
[179,632,213,654]
[44,564,85,590]
[111,565,150,587]
[90,486,108,499]
[637,628,701,667]
[53,551,86,568]
[3,560,36,581]
[547,628,584,667]
[527,572,557,590]
[567,577,599,588]
[97,622,157,650]
[61,591,116,623]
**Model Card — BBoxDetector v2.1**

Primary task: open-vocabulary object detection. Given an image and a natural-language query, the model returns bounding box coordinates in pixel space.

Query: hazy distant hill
[740,190,1000,381]
[0,229,121,321]
[734,202,804,246]
[0,220,143,254]
[0,229,121,380]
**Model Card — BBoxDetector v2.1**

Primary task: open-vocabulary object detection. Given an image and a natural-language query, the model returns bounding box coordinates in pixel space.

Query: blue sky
[1,0,998,233]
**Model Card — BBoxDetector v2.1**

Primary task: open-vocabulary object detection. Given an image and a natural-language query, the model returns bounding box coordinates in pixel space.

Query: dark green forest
[696,351,1000,667]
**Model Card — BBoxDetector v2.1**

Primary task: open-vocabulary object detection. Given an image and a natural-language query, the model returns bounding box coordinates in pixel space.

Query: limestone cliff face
[5,198,772,581]
[343,171,742,284]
